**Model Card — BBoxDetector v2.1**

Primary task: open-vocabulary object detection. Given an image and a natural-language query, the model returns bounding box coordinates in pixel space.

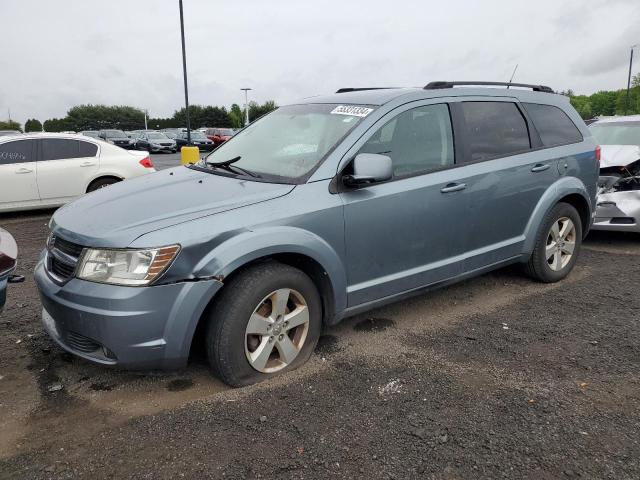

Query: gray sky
[1,0,639,125]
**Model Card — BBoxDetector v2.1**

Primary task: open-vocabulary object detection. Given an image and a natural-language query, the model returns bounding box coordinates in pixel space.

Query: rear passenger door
[449,99,559,270]
[36,138,99,204]
[0,139,40,209]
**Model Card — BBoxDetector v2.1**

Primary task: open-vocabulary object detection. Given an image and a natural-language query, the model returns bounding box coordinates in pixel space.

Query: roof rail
[424,81,554,93]
[335,87,396,93]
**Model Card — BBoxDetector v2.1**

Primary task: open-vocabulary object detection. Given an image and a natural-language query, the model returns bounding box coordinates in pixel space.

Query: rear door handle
[80,161,96,167]
[440,182,467,193]
[15,167,33,174]
[531,164,550,172]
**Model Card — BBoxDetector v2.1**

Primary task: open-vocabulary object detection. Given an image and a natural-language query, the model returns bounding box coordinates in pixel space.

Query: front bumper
[150,144,176,153]
[35,260,222,369]
[592,190,640,233]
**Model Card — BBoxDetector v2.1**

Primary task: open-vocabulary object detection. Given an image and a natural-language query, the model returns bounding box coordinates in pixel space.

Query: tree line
[4,78,640,133]
[5,101,277,133]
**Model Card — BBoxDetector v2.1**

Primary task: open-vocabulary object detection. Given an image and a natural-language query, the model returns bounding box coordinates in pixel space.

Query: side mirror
[343,153,392,187]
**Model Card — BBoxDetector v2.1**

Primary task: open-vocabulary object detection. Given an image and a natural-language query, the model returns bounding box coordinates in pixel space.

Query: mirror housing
[343,153,392,187]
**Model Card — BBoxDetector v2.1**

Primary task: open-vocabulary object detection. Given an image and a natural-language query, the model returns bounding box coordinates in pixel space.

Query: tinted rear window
[524,103,583,147]
[460,102,531,162]
[0,140,33,165]
[78,141,98,157]
[41,139,79,160]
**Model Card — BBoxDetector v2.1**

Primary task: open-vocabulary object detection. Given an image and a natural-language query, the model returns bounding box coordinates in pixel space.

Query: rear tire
[205,262,322,387]
[525,202,582,283]
[87,177,120,192]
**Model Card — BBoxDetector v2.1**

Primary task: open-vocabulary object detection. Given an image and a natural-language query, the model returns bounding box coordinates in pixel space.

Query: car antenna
[507,64,518,89]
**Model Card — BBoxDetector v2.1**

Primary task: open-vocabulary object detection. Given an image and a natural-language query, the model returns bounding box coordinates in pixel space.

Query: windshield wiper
[206,156,260,178]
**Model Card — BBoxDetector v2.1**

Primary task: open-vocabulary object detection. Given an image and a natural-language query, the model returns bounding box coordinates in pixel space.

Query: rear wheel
[87,177,120,192]
[525,202,582,282]
[205,262,322,387]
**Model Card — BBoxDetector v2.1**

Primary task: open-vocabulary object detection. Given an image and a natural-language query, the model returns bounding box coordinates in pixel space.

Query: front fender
[193,226,348,318]
[522,176,592,255]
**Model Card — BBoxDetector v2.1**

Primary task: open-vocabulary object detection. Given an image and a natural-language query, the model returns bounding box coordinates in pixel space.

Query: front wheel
[205,262,322,387]
[525,202,582,283]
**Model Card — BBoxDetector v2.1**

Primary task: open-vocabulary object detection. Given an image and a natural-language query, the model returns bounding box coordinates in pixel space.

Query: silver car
[590,115,640,233]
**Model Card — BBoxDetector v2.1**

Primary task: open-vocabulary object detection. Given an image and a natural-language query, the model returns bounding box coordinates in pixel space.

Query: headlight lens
[76,245,180,286]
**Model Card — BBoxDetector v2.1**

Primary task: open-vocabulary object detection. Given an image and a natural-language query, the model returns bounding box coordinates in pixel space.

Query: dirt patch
[353,317,395,332]
[166,378,194,392]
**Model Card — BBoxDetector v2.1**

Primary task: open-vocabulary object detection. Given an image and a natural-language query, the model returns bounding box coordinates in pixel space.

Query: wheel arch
[85,174,123,193]
[522,177,593,255]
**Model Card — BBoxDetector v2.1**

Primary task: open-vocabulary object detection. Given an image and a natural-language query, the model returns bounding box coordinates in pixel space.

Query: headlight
[76,245,180,286]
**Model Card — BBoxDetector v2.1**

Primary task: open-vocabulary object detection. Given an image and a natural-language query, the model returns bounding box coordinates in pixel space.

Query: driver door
[340,102,470,306]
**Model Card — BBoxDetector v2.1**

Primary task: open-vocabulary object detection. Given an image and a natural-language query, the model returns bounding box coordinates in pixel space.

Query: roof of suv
[592,115,640,124]
[296,83,560,106]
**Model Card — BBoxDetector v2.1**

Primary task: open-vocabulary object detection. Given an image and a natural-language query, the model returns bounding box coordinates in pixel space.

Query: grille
[66,331,101,353]
[53,237,84,258]
[50,257,75,278]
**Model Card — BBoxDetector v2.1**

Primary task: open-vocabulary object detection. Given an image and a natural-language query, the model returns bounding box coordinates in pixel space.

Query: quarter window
[523,103,583,147]
[78,141,98,157]
[359,104,454,177]
[41,139,79,161]
[459,102,531,162]
[0,140,34,165]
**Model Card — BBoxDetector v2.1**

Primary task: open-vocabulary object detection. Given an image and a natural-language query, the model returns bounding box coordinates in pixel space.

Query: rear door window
[459,102,531,162]
[78,141,98,157]
[523,103,583,147]
[41,139,80,160]
[0,140,35,165]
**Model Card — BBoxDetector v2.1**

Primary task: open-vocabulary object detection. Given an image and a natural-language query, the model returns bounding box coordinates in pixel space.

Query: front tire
[205,262,322,387]
[525,202,582,283]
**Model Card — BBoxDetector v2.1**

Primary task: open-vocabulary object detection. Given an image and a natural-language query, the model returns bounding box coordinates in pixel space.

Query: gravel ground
[0,208,638,479]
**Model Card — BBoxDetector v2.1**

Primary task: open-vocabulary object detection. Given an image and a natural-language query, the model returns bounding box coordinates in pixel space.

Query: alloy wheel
[244,288,310,373]
[546,216,576,271]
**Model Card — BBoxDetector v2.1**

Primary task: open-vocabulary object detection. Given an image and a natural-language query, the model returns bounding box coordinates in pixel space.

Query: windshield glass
[590,122,640,146]
[147,132,168,140]
[217,129,234,136]
[188,132,207,140]
[200,104,371,181]
[104,130,126,138]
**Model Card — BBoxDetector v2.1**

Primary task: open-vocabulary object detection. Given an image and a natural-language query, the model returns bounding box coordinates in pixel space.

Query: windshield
[217,129,234,136]
[147,132,168,140]
[200,104,371,182]
[590,122,640,146]
[188,132,208,140]
[104,130,126,138]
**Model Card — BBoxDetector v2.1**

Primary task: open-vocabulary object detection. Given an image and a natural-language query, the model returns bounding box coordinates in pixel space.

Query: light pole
[179,0,191,143]
[626,44,638,115]
[241,88,252,126]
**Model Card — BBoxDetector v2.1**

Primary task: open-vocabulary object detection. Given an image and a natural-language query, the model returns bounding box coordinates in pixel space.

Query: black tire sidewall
[532,203,583,282]
[206,263,322,387]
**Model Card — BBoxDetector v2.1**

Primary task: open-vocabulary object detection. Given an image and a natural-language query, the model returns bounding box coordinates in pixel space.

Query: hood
[600,145,640,168]
[51,166,295,247]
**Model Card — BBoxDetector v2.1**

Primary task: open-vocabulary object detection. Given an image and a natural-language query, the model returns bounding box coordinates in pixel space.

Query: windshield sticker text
[330,105,373,117]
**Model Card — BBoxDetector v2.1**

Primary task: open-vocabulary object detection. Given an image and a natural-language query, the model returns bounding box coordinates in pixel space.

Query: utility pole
[241,88,252,126]
[144,109,148,130]
[179,0,191,143]
[626,45,637,115]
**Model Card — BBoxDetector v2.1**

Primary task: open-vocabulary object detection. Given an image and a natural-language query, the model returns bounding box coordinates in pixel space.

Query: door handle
[80,161,96,167]
[440,182,467,193]
[531,164,550,172]
[15,167,33,174]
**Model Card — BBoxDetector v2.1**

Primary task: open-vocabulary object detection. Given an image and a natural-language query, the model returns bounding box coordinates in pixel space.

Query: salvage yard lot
[0,207,639,478]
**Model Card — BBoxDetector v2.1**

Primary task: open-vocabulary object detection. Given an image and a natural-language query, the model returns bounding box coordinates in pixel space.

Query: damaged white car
[590,116,640,233]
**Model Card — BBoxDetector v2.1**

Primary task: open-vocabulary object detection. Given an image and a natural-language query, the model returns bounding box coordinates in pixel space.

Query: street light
[241,88,252,126]
[625,44,638,115]
[179,0,191,143]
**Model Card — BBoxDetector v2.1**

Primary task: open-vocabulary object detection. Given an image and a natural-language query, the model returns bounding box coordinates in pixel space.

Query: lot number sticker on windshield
[330,105,374,117]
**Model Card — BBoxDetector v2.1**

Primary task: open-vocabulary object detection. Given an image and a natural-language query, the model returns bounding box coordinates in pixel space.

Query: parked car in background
[0,130,22,137]
[98,129,135,149]
[162,131,178,140]
[0,227,21,314]
[590,115,640,233]
[0,133,155,212]
[205,128,235,146]
[135,131,177,153]
[80,131,100,139]
[174,131,215,151]
[35,81,598,387]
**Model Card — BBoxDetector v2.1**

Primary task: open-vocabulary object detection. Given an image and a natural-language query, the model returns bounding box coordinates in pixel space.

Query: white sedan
[0,133,155,213]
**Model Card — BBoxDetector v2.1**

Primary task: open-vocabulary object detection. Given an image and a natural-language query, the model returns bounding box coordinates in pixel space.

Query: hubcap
[244,288,310,373]
[546,216,576,271]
